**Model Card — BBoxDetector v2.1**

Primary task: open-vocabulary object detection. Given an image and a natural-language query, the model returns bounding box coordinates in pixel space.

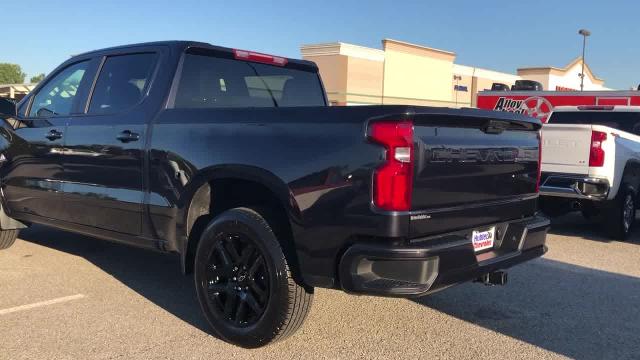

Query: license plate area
[472,226,496,253]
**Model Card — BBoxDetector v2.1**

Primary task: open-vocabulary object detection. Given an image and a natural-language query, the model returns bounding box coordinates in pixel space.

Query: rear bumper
[539,173,610,200]
[338,214,549,297]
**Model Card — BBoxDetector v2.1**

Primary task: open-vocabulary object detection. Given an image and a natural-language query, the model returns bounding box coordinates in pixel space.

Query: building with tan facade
[0,84,36,101]
[517,57,607,92]
[301,39,609,107]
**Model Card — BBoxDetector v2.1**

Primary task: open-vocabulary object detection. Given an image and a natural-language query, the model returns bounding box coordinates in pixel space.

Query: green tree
[30,73,46,83]
[0,63,26,84]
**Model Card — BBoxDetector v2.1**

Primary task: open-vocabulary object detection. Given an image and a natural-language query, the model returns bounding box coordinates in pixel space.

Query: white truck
[540,105,640,240]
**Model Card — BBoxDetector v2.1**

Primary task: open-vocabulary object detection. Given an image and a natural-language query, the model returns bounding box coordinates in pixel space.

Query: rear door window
[548,111,640,134]
[174,53,325,108]
[88,53,157,114]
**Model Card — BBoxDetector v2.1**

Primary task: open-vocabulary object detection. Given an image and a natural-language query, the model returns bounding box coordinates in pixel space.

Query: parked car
[511,80,544,91]
[540,105,640,239]
[0,41,549,348]
[491,82,511,91]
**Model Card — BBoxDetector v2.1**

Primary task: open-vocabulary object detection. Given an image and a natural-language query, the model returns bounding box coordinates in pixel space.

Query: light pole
[578,29,591,91]
[453,75,462,107]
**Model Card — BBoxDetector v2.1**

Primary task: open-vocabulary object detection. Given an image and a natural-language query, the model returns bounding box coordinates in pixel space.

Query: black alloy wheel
[604,185,636,240]
[194,207,313,348]
[622,193,635,235]
[204,232,269,327]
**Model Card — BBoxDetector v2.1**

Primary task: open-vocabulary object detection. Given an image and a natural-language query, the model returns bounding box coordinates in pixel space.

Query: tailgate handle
[483,120,506,134]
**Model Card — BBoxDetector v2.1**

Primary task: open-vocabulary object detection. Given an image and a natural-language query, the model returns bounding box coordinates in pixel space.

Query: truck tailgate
[409,114,540,236]
[541,124,591,174]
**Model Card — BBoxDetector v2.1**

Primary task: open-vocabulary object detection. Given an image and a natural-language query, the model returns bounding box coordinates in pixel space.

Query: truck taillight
[589,130,607,167]
[368,120,414,211]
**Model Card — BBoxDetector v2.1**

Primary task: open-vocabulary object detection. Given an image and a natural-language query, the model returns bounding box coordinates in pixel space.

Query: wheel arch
[179,165,304,281]
[620,160,640,198]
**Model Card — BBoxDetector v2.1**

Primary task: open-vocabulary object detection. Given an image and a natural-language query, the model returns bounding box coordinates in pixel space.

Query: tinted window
[88,53,157,114]
[548,111,640,134]
[29,61,89,118]
[17,98,28,118]
[174,54,325,108]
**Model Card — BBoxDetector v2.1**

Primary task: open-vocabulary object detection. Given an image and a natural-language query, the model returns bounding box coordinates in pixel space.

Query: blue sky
[3,0,638,89]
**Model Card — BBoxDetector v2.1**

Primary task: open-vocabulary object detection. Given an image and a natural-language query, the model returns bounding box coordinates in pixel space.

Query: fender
[620,160,640,196]
[177,164,304,273]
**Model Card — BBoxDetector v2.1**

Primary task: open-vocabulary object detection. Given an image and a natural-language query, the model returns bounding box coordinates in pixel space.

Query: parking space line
[0,294,86,315]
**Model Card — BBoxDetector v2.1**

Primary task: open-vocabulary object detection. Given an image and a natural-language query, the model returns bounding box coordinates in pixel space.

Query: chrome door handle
[46,129,63,141]
[116,130,140,143]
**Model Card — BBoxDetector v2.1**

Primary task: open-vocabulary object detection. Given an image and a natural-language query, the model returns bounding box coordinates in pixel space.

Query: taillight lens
[536,131,542,192]
[589,130,607,167]
[368,120,414,211]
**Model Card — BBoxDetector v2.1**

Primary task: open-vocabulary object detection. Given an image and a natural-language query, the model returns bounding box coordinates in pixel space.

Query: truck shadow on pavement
[17,225,212,333]
[547,212,640,244]
[416,258,640,360]
[17,225,640,359]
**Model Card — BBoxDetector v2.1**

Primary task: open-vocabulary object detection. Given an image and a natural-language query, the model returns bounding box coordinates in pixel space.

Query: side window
[88,53,157,114]
[29,61,89,118]
[17,98,28,118]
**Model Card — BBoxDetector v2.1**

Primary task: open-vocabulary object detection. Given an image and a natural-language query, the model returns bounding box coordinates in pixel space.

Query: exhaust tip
[475,271,508,286]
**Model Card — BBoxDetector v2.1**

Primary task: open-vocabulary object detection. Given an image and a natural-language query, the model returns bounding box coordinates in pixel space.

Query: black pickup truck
[0,41,548,348]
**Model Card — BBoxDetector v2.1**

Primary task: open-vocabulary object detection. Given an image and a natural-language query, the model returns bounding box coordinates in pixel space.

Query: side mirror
[0,98,17,119]
[36,107,55,118]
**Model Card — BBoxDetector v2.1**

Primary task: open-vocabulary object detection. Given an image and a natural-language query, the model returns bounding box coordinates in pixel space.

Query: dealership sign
[477,91,640,123]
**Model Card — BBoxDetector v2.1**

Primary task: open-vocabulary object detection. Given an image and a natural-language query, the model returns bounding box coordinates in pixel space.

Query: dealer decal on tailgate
[472,227,496,252]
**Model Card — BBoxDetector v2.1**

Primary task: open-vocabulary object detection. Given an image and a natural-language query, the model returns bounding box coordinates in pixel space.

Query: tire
[581,210,595,221]
[194,207,313,348]
[604,185,636,240]
[581,201,600,221]
[0,229,18,250]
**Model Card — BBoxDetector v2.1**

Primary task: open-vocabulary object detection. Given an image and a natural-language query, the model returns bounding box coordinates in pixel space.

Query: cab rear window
[174,53,325,109]
[548,111,640,134]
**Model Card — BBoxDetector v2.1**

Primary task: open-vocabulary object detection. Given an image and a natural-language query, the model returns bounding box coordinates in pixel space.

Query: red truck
[477,90,640,123]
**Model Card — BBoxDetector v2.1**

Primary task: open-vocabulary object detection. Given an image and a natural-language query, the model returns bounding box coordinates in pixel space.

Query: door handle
[45,129,63,141]
[116,130,140,143]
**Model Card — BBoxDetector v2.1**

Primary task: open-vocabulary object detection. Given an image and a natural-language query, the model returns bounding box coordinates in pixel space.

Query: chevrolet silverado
[0,41,548,348]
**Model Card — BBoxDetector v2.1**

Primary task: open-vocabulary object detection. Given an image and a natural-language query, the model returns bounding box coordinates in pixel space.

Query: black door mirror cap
[0,98,17,118]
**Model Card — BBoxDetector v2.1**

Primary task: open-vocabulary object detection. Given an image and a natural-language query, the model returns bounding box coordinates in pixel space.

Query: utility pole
[578,29,591,91]
[453,75,462,107]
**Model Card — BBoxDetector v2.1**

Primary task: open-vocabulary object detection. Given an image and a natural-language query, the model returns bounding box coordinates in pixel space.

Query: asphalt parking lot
[1,214,639,360]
